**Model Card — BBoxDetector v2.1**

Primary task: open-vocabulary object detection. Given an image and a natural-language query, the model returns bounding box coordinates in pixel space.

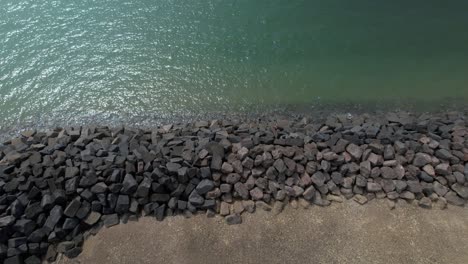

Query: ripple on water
[1,0,468,130]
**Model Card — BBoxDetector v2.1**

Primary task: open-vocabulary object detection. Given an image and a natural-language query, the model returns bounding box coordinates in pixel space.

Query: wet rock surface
[0,111,467,263]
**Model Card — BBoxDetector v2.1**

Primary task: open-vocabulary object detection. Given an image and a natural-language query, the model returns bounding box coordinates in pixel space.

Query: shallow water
[1,0,468,129]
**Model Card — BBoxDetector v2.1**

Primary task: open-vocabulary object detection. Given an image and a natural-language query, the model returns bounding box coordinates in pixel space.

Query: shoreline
[2,99,467,143]
[1,110,467,263]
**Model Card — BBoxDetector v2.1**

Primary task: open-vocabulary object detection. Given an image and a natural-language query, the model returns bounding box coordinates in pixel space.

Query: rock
[65,166,79,179]
[367,182,382,192]
[200,167,211,178]
[327,195,343,203]
[166,162,181,173]
[40,193,54,210]
[272,201,285,215]
[331,172,343,185]
[64,198,81,218]
[299,172,311,186]
[62,218,79,230]
[151,193,170,202]
[381,180,395,193]
[292,186,304,197]
[219,202,230,216]
[205,142,224,170]
[277,119,290,129]
[386,191,399,200]
[234,182,249,199]
[154,205,166,221]
[367,153,382,166]
[375,191,386,199]
[435,149,453,160]
[233,201,244,214]
[418,197,432,209]
[221,162,233,174]
[122,174,138,194]
[422,164,435,176]
[249,187,264,200]
[360,161,371,177]
[198,149,209,160]
[380,167,396,179]
[188,190,204,206]
[206,188,221,199]
[194,120,209,128]
[383,145,395,160]
[103,214,120,227]
[251,168,265,177]
[387,199,396,210]
[13,219,36,235]
[437,197,448,209]
[43,205,63,233]
[225,173,241,184]
[242,200,255,213]
[115,195,130,214]
[64,247,82,258]
[0,215,16,227]
[355,175,367,187]
[45,245,57,262]
[8,236,27,248]
[400,191,415,200]
[177,167,189,182]
[346,143,363,160]
[297,198,310,209]
[231,160,243,173]
[275,190,286,200]
[419,172,434,183]
[413,153,432,167]
[255,201,272,211]
[84,211,101,226]
[444,191,465,206]
[136,177,152,197]
[238,147,249,160]
[220,183,232,193]
[451,184,468,199]
[90,182,108,193]
[242,157,254,169]
[433,181,449,196]
[273,159,286,174]
[369,143,384,154]
[395,180,407,193]
[196,179,215,195]
[353,194,368,205]
[206,210,216,218]
[406,181,422,193]
[225,214,242,225]
[56,231,73,246]
[454,171,465,184]
[27,228,47,243]
[311,172,326,187]
[303,185,316,200]
[395,165,405,179]
[383,160,397,167]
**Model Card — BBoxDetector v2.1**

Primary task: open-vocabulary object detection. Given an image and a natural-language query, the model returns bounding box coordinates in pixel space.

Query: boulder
[195,179,215,195]
[121,174,138,194]
[225,214,242,225]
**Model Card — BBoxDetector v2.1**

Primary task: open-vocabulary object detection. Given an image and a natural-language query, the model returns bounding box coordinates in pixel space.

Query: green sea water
[1,0,468,128]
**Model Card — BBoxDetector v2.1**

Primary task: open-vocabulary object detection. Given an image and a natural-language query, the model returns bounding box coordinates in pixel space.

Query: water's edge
[2,99,467,143]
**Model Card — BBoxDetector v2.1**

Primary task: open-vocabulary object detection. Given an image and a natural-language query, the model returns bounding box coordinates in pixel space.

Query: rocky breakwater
[0,111,468,264]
